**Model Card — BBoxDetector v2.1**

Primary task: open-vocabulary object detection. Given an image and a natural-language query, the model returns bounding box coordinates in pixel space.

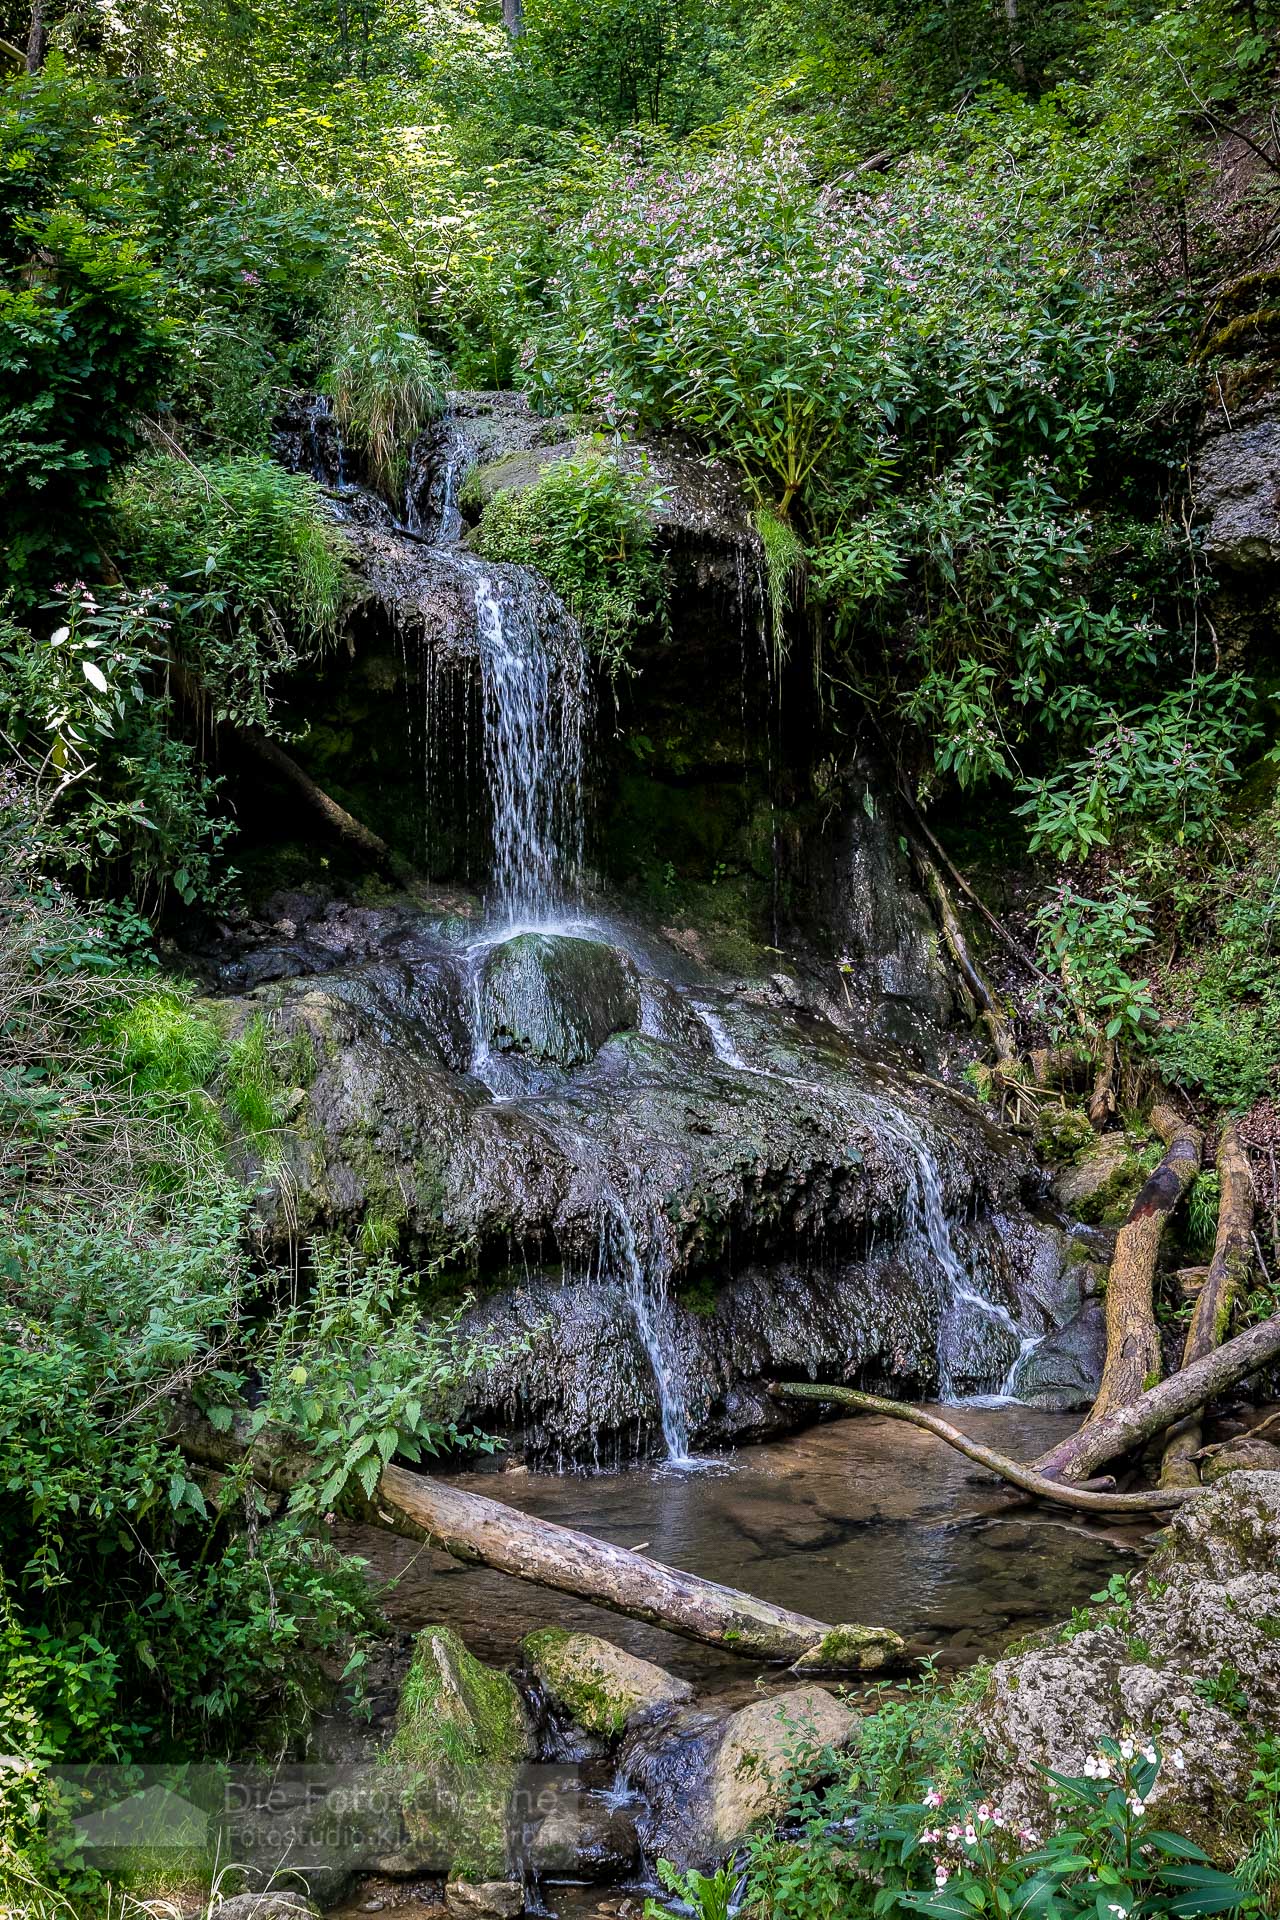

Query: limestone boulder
[974,1473,1280,1851]
[622,1685,859,1868]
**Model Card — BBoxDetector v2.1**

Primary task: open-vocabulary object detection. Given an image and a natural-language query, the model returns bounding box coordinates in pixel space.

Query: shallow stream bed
[342,1406,1151,1707]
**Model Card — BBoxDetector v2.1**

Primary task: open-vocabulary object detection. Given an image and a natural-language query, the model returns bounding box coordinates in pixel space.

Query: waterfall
[451,555,588,927]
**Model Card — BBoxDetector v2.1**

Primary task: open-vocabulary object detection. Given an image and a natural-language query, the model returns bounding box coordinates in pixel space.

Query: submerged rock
[521,1629,691,1738]
[623,1686,859,1868]
[973,1472,1280,1850]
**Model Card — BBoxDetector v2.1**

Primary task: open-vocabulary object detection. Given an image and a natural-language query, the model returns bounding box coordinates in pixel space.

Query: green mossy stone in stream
[480,933,641,1067]
[790,1623,907,1674]
[386,1626,531,1883]
[521,1628,690,1738]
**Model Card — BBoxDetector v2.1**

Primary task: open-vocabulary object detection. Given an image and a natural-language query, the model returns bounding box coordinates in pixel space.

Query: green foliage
[1033,881,1155,1055]
[1015,680,1261,868]
[0,589,235,909]
[723,1736,1247,1920]
[249,1241,497,1519]
[111,453,355,729]
[0,66,174,600]
[754,507,805,667]
[472,451,668,674]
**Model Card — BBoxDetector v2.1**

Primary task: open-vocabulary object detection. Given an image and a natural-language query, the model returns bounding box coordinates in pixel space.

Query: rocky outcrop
[190,886,1098,1458]
[621,1685,859,1869]
[973,1472,1280,1851]
[1194,388,1280,571]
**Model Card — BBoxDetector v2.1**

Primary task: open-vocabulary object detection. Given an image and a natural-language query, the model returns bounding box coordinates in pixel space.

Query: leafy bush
[0,591,235,909]
[111,453,356,729]
[717,1732,1248,1920]
[0,67,173,599]
[472,450,668,674]
[1033,881,1155,1054]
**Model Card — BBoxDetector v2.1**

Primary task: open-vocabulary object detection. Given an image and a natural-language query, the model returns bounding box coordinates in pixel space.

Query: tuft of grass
[324,293,446,504]
[223,1013,282,1140]
[104,991,222,1095]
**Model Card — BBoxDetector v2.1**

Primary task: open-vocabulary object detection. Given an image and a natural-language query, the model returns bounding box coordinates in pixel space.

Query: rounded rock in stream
[480,935,641,1069]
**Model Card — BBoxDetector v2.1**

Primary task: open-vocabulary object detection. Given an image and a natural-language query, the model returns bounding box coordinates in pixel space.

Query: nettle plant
[867,1738,1244,1919]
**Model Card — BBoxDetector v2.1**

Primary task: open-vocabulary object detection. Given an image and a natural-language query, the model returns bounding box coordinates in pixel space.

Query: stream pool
[341,1405,1151,1709]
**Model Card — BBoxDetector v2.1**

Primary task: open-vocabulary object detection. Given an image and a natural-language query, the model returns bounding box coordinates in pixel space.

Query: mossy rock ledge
[521,1628,691,1738]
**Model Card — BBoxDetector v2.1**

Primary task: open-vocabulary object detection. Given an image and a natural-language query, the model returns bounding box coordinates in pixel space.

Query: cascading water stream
[596,1196,693,1468]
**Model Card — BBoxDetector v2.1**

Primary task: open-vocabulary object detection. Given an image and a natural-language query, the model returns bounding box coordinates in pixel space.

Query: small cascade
[404,412,469,543]
[693,1001,749,1070]
[460,555,589,926]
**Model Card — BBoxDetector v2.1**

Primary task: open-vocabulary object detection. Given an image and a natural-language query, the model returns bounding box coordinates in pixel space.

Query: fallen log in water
[1030,1303,1280,1487]
[769,1383,1198,1512]
[177,1412,903,1671]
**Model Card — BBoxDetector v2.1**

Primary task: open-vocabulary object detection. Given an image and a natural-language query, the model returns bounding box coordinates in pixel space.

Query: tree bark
[769,1383,1197,1512]
[1028,1306,1280,1486]
[501,0,524,34]
[176,1412,903,1670]
[1160,1124,1255,1487]
[1085,1104,1202,1424]
[1087,1041,1117,1130]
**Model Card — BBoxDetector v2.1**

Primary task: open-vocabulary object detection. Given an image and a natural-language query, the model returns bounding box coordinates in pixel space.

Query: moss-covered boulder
[480,933,640,1068]
[386,1626,531,1882]
[522,1628,691,1738]
[1051,1132,1144,1224]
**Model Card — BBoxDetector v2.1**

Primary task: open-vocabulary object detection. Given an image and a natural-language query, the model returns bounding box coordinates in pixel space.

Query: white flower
[976,1803,992,1822]
[1107,1906,1129,1917]
[1129,1795,1146,1816]
[923,1789,943,1809]
[964,1824,978,1847]
[935,1868,949,1889]
[1171,1747,1186,1771]
[1119,1738,1135,1761]
[1142,1745,1157,1766]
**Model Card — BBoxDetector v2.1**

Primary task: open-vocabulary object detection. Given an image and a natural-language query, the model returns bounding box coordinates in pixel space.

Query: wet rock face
[198,891,1093,1459]
[783,763,956,1044]
[480,935,641,1069]
[974,1473,1280,1851]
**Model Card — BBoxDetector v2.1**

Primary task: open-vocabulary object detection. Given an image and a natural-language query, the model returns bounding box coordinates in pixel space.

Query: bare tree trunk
[1026,1306,1280,1487]
[1086,1105,1202,1425]
[1001,0,1027,83]
[770,1383,1196,1512]
[501,0,524,35]
[26,0,46,69]
[176,1413,902,1670]
[1161,1124,1255,1487]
